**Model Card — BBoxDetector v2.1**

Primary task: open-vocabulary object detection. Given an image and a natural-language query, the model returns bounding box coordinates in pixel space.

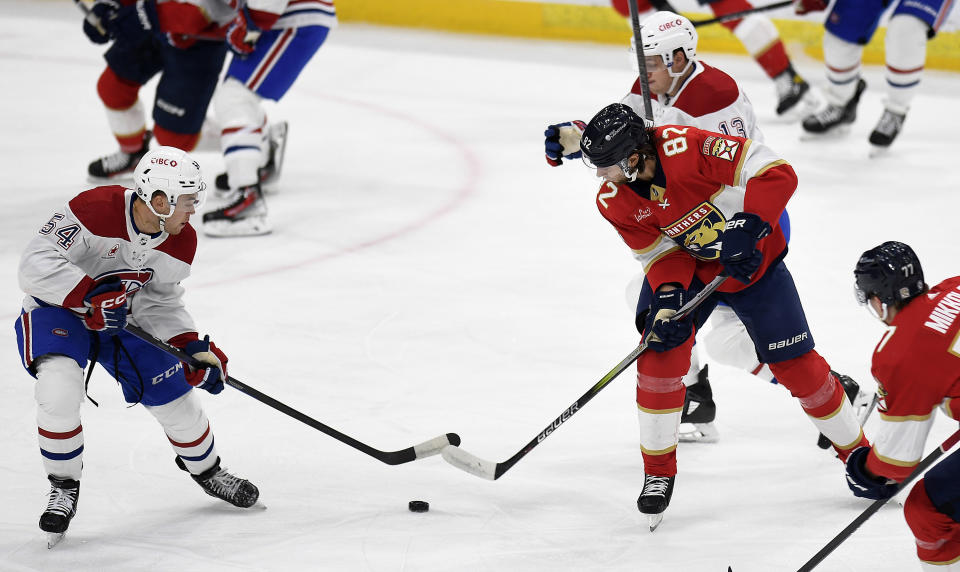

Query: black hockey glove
[82,0,120,44]
[544,120,586,166]
[718,212,771,284]
[107,0,161,46]
[642,288,693,353]
[845,447,898,500]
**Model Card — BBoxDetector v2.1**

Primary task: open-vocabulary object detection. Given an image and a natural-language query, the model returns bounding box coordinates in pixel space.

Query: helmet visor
[173,181,207,214]
[853,281,868,306]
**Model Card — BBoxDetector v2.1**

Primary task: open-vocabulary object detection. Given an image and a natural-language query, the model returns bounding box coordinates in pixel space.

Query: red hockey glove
[82,280,128,333]
[226,13,258,56]
[793,0,828,15]
[170,333,228,394]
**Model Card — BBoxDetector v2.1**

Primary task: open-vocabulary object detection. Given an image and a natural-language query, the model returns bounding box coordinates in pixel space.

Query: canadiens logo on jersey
[661,202,726,260]
[702,136,739,162]
[95,269,155,296]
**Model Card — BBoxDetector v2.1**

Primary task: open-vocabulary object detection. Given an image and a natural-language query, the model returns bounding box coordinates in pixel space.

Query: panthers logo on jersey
[660,202,726,260]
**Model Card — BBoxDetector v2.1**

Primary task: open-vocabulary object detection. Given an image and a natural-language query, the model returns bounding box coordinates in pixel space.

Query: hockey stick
[123,323,460,465]
[71,0,228,42]
[691,1,794,28]
[796,427,960,571]
[441,275,727,480]
[627,0,655,121]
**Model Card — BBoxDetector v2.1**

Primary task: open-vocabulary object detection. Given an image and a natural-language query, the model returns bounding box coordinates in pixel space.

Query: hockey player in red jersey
[13,147,259,547]
[610,0,818,118]
[846,241,960,570]
[577,102,868,530]
[81,0,236,180]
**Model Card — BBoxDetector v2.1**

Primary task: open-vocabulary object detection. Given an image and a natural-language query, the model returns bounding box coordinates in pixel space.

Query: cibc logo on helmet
[658,19,683,32]
[150,157,178,167]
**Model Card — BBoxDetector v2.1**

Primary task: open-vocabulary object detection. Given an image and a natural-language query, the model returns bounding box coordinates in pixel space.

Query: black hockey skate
[39,475,79,548]
[202,183,271,237]
[87,131,152,181]
[637,474,675,532]
[868,109,906,148]
[802,78,867,134]
[774,67,812,116]
[214,121,288,191]
[680,365,719,443]
[817,371,873,449]
[177,456,259,508]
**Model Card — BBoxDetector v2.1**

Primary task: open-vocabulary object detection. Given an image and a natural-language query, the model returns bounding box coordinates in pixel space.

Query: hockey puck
[408,500,429,513]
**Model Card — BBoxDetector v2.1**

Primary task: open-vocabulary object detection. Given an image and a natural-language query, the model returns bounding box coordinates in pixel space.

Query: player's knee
[146,391,204,432]
[34,356,85,419]
[886,14,929,66]
[97,67,140,110]
[767,350,830,398]
[215,78,265,128]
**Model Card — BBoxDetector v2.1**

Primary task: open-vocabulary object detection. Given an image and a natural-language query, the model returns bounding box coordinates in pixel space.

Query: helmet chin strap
[144,200,173,233]
[866,300,890,322]
[666,60,694,96]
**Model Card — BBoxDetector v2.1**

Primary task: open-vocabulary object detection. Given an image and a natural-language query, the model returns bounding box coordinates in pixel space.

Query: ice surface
[1,2,959,570]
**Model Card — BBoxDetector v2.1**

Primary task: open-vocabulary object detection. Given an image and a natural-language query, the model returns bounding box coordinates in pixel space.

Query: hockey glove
[82,0,119,44]
[226,12,259,56]
[544,120,586,166]
[718,212,771,284]
[107,0,161,45]
[793,0,828,15]
[845,446,898,500]
[642,288,693,353]
[82,279,128,333]
[177,335,228,395]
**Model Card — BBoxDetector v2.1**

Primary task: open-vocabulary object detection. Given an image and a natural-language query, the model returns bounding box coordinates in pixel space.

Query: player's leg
[15,308,92,536]
[728,261,867,461]
[871,0,951,148]
[905,455,960,570]
[802,0,886,134]
[88,36,163,181]
[204,25,330,237]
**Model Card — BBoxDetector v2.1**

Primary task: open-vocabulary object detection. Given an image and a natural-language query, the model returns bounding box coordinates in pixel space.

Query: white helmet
[132,146,207,229]
[634,11,697,72]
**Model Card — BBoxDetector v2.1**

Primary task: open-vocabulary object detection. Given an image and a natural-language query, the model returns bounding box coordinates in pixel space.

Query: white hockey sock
[883,14,928,115]
[146,391,218,475]
[35,356,86,480]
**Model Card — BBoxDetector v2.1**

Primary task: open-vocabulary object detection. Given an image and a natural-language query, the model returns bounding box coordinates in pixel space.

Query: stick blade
[441,445,497,480]
[413,433,461,459]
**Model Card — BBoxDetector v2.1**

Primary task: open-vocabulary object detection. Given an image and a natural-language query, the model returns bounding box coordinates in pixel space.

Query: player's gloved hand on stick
[107,0,161,45]
[718,212,771,284]
[226,12,258,56]
[544,120,586,166]
[793,0,828,15]
[642,287,694,352]
[844,446,899,500]
[82,0,120,44]
[170,333,228,395]
[82,279,128,333]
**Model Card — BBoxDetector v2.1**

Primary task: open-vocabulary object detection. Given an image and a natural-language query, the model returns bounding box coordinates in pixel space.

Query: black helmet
[580,103,650,169]
[854,241,926,307]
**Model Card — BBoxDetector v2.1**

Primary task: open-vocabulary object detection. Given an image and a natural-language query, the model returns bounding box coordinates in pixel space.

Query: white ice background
[1,1,960,570]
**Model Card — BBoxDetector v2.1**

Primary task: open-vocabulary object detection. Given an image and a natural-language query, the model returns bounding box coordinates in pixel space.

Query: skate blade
[774,90,823,123]
[648,513,664,532]
[798,124,852,142]
[46,532,65,549]
[203,216,272,238]
[679,422,719,443]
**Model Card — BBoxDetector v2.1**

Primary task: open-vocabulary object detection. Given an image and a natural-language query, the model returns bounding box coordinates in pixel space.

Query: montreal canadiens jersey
[246,0,337,30]
[595,125,795,294]
[622,61,764,142]
[865,277,960,481]
[18,186,198,343]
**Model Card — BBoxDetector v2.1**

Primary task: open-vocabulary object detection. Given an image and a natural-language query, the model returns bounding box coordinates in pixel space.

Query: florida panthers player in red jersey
[577,103,868,530]
[13,147,259,548]
[846,242,960,570]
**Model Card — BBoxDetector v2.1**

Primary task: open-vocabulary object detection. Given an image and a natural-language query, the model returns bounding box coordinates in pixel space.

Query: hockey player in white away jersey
[14,147,259,547]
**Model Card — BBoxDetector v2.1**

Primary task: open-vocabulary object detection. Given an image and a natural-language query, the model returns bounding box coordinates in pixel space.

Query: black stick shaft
[797,429,960,571]
[123,324,457,465]
[492,275,726,479]
[627,0,654,121]
[692,0,794,28]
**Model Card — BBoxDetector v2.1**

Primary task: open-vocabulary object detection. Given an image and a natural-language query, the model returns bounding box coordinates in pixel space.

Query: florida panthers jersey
[595,125,795,294]
[18,186,198,342]
[866,277,960,481]
[622,61,764,142]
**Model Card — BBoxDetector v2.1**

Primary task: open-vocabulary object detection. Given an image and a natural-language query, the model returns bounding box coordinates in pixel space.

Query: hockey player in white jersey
[202,0,337,237]
[544,11,867,444]
[797,0,956,150]
[14,147,259,547]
